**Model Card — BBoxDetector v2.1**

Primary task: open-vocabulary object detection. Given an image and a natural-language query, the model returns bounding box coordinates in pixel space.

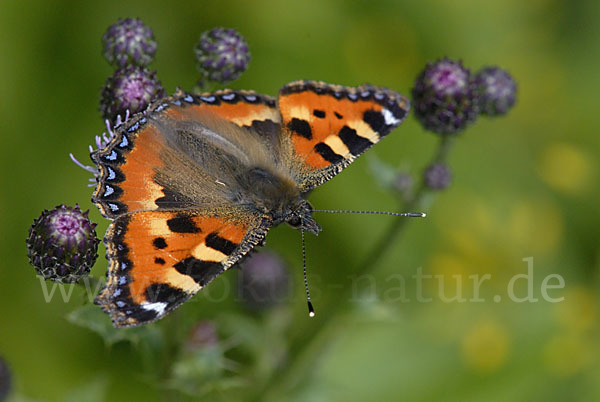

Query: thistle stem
[255,134,455,400]
[356,135,453,275]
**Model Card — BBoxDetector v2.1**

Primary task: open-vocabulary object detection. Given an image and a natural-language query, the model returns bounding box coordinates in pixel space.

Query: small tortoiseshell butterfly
[91,80,410,327]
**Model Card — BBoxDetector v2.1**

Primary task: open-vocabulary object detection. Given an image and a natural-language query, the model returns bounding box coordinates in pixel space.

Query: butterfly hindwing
[278,80,410,191]
[95,210,269,327]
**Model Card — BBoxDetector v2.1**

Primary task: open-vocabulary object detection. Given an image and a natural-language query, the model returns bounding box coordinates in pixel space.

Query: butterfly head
[284,199,321,236]
[239,167,321,235]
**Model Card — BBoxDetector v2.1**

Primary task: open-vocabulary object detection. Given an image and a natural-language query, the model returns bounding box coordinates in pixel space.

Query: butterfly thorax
[235,166,321,235]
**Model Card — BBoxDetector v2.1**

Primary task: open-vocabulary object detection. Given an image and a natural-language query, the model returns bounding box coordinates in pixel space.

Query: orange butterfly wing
[92,89,280,218]
[95,210,269,327]
[278,80,410,190]
[92,90,278,327]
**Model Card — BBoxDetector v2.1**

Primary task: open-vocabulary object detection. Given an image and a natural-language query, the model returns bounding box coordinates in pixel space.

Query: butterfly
[91,80,410,327]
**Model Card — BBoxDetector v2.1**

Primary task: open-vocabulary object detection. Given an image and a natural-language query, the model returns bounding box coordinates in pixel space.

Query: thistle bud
[102,18,157,68]
[424,163,452,190]
[474,66,517,116]
[26,205,99,283]
[412,58,479,134]
[238,252,291,310]
[99,66,166,123]
[195,27,250,85]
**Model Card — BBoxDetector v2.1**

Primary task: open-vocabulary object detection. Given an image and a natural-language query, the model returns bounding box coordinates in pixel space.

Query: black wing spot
[167,213,201,234]
[248,119,280,139]
[153,237,168,249]
[154,257,166,265]
[288,118,312,139]
[314,143,344,164]
[155,187,196,209]
[313,109,326,118]
[145,283,187,304]
[339,126,373,156]
[363,109,386,135]
[205,233,238,255]
[174,257,224,286]
[334,112,343,119]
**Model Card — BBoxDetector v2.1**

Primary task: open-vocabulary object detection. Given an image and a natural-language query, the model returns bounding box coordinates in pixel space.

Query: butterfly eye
[287,216,302,228]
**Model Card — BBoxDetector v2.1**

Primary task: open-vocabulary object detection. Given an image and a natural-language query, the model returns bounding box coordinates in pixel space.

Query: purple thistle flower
[194,27,250,85]
[26,204,99,283]
[474,66,517,116]
[186,321,219,349]
[238,251,291,310]
[424,163,452,190]
[412,58,479,134]
[102,18,157,68]
[99,66,166,124]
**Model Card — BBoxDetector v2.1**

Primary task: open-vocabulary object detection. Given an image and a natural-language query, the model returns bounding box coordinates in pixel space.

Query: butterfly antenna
[301,229,315,317]
[313,209,426,218]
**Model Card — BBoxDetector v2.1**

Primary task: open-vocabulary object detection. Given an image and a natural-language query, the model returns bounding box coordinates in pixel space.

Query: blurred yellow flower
[437,192,563,277]
[508,198,562,254]
[461,318,510,373]
[538,142,593,195]
[554,287,597,333]
[543,287,598,377]
[543,333,592,377]
[428,253,469,299]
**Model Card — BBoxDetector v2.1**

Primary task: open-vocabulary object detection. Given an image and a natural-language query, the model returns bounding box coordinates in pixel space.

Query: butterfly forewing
[278,80,410,191]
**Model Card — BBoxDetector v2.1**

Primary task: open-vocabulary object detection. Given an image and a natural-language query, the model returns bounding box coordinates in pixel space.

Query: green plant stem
[433,134,455,163]
[256,134,455,401]
[159,309,184,402]
[193,80,218,94]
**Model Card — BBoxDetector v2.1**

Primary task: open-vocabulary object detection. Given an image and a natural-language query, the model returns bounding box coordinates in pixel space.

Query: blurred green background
[1,0,599,401]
